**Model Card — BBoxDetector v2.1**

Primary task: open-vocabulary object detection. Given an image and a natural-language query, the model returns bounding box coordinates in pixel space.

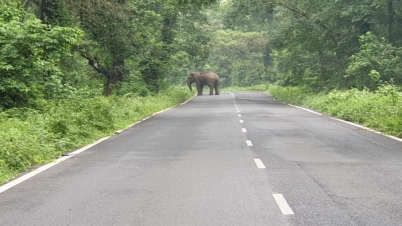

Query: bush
[263,84,402,137]
[0,86,193,184]
[0,4,83,109]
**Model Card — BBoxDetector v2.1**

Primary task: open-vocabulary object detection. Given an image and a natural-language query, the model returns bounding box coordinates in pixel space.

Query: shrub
[262,84,402,137]
[0,86,193,184]
[0,4,83,109]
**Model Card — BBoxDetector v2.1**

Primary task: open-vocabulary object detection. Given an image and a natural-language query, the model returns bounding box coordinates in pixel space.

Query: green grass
[0,87,194,184]
[225,84,402,138]
[2,84,401,184]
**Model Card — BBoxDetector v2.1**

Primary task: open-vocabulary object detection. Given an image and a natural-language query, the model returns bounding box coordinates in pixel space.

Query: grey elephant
[187,71,220,95]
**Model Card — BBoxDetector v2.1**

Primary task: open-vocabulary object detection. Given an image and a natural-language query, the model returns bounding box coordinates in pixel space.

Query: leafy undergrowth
[0,87,193,184]
[224,84,402,138]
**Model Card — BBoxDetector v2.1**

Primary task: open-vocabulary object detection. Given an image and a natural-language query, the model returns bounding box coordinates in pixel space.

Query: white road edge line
[254,159,266,169]
[240,120,244,123]
[0,95,196,194]
[0,137,109,194]
[273,194,294,215]
[238,114,241,117]
[242,128,247,132]
[331,117,402,143]
[288,103,402,143]
[246,140,253,146]
[289,104,322,115]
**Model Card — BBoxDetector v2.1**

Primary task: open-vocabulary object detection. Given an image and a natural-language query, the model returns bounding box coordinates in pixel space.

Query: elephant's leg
[196,84,203,95]
[208,85,214,95]
[214,83,219,95]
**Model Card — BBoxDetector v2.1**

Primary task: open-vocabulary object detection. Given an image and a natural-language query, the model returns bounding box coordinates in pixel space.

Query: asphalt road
[1,91,401,226]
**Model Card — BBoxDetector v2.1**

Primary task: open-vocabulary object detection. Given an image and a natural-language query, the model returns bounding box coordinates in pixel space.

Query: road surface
[1,91,401,225]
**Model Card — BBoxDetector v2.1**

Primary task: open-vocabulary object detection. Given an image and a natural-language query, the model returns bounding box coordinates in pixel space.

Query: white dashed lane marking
[230,92,295,216]
[254,159,266,169]
[246,140,253,146]
[273,194,294,215]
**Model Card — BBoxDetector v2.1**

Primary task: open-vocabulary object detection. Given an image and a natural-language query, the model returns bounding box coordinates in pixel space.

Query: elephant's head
[187,73,196,91]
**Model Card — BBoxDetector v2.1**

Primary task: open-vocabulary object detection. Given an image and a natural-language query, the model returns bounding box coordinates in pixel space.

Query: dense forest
[1,0,401,183]
[1,0,402,107]
[1,0,219,108]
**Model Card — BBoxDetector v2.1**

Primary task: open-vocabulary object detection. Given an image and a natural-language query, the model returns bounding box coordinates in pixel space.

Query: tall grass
[0,87,193,184]
[226,84,402,138]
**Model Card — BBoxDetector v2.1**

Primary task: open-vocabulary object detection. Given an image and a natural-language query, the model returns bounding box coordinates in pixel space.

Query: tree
[0,3,82,108]
[65,0,211,94]
[206,29,269,87]
[221,0,402,90]
[346,32,402,90]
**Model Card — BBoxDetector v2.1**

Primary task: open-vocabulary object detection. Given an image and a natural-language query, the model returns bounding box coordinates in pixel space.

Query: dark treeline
[1,0,402,110]
[0,0,218,109]
[205,0,402,91]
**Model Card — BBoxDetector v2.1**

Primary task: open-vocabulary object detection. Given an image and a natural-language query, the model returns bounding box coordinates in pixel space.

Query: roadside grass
[0,87,194,184]
[223,84,402,138]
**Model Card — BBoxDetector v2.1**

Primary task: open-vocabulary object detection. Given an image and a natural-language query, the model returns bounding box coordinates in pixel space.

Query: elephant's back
[201,71,219,79]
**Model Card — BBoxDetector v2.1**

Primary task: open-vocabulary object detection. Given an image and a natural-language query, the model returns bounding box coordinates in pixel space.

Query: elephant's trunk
[188,82,193,91]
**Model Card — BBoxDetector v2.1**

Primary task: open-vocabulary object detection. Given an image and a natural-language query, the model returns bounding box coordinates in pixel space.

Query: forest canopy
[1,0,401,109]
[1,0,213,109]
[208,0,401,91]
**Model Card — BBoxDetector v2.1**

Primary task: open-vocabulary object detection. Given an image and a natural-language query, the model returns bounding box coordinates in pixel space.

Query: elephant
[187,71,220,95]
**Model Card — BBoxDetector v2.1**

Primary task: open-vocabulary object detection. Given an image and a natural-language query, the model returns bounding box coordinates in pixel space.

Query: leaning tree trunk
[81,53,125,95]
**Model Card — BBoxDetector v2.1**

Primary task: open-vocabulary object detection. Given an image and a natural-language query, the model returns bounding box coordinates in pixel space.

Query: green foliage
[0,86,193,184]
[222,0,402,91]
[346,32,402,90]
[206,29,269,87]
[0,4,83,109]
[226,83,402,138]
[59,0,211,94]
[262,84,402,138]
[175,0,219,7]
[117,71,151,97]
[222,83,269,92]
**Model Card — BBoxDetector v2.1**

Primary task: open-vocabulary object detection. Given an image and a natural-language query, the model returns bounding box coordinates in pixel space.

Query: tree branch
[80,52,109,76]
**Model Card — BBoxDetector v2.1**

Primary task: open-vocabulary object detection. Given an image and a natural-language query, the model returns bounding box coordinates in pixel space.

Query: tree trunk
[40,0,61,24]
[106,59,125,95]
[81,53,125,95]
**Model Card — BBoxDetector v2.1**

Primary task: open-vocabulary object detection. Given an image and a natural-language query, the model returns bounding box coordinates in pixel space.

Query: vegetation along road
[1,0,402,225]
[1,92,401,226]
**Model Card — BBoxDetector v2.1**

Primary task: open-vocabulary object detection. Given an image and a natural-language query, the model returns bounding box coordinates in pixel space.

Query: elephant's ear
[189,72,195,77]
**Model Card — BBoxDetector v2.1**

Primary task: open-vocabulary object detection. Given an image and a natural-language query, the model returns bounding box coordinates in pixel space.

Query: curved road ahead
[1,91,402,225]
